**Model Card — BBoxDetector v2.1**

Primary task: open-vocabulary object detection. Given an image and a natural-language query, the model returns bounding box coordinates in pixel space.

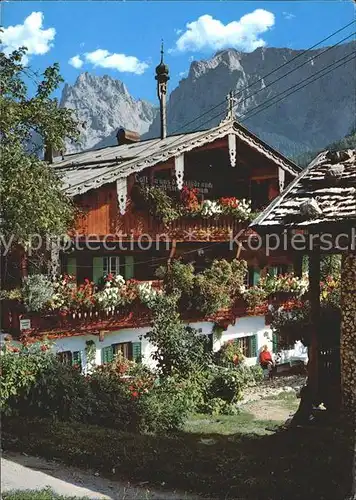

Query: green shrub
[1,342,54,413]
[1,342,188,434]
[140,376,191,433]
[198,397,240,416]
[144,293,210,377]
[207,367,244,403]
[21,275,55,312]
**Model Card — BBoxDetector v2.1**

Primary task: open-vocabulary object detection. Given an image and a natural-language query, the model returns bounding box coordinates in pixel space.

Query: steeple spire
[160,39,164,64]
[155,40,170,140]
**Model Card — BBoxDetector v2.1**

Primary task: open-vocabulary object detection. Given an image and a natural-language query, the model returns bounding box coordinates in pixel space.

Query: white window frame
[103,256,120,276]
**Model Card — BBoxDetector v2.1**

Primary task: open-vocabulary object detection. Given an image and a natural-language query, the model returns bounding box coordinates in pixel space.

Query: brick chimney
[44,143,64,164]
[116,128,140,146]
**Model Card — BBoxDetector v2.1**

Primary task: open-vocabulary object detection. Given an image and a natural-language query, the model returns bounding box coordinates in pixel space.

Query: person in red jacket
[259,345,275,378]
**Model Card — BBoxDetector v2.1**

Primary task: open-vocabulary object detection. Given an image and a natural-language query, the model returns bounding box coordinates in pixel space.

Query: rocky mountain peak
[60,73,157,153]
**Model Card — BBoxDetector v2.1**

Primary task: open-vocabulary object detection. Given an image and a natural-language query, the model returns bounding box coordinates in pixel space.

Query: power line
[242,53,356,124]
[193,49,356,132]
[168,20,356,134]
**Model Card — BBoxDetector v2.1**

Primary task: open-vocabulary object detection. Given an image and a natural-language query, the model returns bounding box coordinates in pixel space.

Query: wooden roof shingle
[251,149,356,231]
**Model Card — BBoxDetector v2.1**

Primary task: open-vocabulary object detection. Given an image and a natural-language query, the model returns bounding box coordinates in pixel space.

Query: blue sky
[2,1,355,103]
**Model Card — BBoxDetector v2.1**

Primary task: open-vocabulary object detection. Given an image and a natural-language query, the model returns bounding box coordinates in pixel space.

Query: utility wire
[168,20,355,134]
[192,49,356,132]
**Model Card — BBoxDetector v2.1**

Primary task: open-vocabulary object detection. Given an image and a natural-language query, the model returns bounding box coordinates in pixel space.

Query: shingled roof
[251,149,356,231]
[52,120,301,197]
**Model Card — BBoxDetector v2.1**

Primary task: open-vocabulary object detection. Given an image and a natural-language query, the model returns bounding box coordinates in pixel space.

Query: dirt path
[1,452,197,499]
[243,398,298,422]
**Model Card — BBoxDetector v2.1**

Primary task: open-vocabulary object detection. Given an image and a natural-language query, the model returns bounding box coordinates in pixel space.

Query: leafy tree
[0,45,79,254]
[294,128,356,168]
[144,293,210,377]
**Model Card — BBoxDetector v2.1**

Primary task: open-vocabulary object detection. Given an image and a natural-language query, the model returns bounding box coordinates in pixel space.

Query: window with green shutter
[57,351,72,365]
[113,342,130,359]
[268,266,278,277]
[131,342,142,362]
[67,257,77,278]
[93,256,104,284]
[72,351,82,371]
[235,335,257,358]
[248,334,258,358]
[124,256,135,280]
[252,268,261,286]
[101,345,114,364]
[272,333,278,353]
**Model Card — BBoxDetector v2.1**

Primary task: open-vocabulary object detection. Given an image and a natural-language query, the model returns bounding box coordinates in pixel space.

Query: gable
[53,120,301,197]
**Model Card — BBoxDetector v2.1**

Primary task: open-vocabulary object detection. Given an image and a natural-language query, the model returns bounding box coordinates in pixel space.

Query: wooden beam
[309,249,321,401]
[293,252,303,277]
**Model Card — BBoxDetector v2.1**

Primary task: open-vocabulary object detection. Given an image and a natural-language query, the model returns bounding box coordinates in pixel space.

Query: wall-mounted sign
[138,175,213,194]
[20,319,31,330]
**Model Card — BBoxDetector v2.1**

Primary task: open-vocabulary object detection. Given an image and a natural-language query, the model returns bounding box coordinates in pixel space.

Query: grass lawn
[185,410,280,436]
[2,409,354,500]
[2,488,90,500]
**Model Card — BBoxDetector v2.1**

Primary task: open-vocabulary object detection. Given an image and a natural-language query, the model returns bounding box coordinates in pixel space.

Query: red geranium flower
[40,345,48,352]
[132,391,139,398]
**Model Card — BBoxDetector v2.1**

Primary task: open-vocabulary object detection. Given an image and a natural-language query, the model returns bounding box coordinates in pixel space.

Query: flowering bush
[95,274,125,311]
[180,185,199,212]
[49,274,76,311]
[262,272,309,297]
[320,275,340,305]
[137,281,162,309]
[220,197,252,221]
[200,199,223,218]
[214,340,245,366]
[70,278,96,312]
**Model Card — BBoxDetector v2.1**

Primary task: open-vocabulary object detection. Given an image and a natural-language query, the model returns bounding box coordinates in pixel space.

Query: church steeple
[155,40,170,140]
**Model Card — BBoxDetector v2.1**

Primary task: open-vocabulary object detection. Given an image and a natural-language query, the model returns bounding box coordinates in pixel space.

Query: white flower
[201,200,222,217]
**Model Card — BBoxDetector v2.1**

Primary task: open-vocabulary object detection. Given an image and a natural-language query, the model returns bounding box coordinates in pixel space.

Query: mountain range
[60,41,356,159]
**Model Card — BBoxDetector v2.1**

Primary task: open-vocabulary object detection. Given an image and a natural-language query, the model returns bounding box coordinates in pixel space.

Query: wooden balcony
[116,213,248,242]
[2,293,270,342]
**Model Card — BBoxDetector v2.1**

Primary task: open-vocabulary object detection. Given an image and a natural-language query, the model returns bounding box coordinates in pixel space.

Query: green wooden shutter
[249,334,258,358]
[125,256,134,280]
[101,345,114,364]
[131,342,142,362]
[252,269,261,286]
[268,266,278,277]
[72,351,82,370]
[67,257,77,277]
[93,257,104,284]
[272,333,278,353]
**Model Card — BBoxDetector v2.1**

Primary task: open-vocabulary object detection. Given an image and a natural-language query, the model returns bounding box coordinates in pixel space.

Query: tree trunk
[340,253,356,412]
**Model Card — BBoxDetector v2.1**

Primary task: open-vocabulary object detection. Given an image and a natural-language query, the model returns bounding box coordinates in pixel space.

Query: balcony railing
[2,295,271,341]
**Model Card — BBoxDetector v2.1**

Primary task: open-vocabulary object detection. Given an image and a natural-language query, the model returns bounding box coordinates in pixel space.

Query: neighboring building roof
[251,149,356,231]
[52,120,301,197]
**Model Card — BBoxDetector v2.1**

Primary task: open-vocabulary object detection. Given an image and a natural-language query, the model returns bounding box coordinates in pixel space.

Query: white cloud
[84,49,149,75]
[173,10,275,53]
[1,12,55,63]
[69,55,84,69]
[179,70,188,78]
[283,12,296,21]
